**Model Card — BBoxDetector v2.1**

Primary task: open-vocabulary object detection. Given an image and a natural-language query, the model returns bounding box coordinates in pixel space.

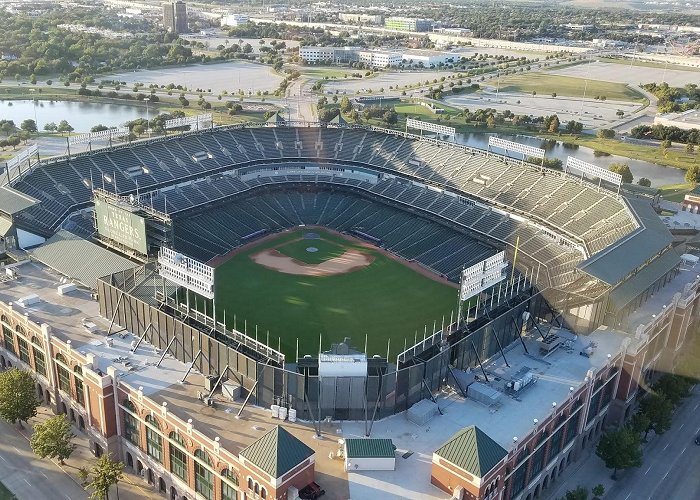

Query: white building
[299,46,360,64]
[654,110,700,131]
[358,49,402,67]
[221,14,249,27]
[402,49,459,67]
[344,438,396,471]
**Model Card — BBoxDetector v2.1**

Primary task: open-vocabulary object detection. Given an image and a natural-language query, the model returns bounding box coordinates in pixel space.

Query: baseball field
[209,228,458,360]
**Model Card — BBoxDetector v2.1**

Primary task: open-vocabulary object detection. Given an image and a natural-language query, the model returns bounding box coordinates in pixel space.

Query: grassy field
[658,183,695,202]
[211,229,456,359]
[600,57,700,73]
[496,73,646,102]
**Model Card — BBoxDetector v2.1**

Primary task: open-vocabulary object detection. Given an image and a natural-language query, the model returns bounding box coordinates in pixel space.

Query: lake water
[0,99,152,132]
[454,132,685,187]
[0,99,686,187]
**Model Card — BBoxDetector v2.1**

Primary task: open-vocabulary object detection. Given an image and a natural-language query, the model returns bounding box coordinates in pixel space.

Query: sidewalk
[18,405,162,500]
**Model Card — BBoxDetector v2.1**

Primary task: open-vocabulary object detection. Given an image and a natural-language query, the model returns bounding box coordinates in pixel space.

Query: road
[547,386,700,500]
[0,419,87,500]
[605,387,700,500]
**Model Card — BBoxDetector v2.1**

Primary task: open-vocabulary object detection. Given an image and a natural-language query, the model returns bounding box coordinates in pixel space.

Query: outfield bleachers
[10,125,640,293]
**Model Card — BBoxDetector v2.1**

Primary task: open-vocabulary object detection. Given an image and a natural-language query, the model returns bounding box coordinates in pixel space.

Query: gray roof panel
[608,249,681,309]
[0,186,39,215]
[577,198,672,285]
[29,230,137,289]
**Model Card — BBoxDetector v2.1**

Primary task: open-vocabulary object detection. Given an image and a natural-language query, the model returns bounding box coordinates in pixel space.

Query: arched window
[261,487,267,499]
[2,322,15,353]
[194,449,213,500]
[31,337,46,376]
[55,354,71,394]
[17,336,30,364]
[15,324,25,336]
[145,415,163,463]
[254,483,260,495]
[169,432,188,482]
[73,365,85,407]
[221,469,239,500]
[247,478,253,490]
[122,400,140,446]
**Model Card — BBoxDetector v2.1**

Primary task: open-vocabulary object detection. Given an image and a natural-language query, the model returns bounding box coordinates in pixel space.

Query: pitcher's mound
[251,248,374,276]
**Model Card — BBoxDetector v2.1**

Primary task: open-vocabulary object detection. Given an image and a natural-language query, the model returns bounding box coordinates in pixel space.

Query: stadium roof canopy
[577,198,672,286]
[608,248,681,310]
[29,230,137,289]
[0,185,39,215]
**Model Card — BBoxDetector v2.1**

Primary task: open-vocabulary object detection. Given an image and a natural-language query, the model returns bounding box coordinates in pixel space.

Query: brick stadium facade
[0,300,315,500]
[430,273,700,500]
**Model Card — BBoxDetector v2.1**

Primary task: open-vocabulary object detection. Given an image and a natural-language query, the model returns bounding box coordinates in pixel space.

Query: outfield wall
[98,267,551,421]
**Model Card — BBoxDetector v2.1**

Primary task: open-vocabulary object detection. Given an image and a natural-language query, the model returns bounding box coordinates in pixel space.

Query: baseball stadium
[1,120,678,409]
[1,117,697,500]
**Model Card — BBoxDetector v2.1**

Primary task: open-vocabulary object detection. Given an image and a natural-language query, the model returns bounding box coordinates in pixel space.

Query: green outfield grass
[210,229,456,359]
[497,73,645,102]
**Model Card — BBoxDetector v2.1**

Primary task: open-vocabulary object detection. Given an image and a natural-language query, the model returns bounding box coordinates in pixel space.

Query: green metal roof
[345,438,395,459]
[434,426,507,478]
[240,426,314,478]
[578,198,672,286]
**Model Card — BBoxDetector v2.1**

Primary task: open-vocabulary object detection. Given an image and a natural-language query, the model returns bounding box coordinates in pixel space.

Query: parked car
[694,434,700,445]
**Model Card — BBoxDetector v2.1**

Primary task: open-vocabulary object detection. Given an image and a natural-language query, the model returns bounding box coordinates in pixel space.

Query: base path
[251,248,374,276]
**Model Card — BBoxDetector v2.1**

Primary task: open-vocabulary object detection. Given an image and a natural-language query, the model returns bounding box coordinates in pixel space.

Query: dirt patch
[251,248,374,276]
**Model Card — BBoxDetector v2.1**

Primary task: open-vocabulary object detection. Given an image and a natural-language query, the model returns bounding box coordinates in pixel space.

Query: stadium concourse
[0,122,695,500]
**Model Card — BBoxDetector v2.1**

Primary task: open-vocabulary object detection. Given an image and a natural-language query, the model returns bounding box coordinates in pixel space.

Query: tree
[686,164,700,183]
[18,131,31,144]
[87,455,124,500]
[57,120,74,135]
[565,120,583,134]
[596,427,642,479]
[7,136,21,150]
[339,96,352,114]
[43,122,58,133]
[30,415,76,464]
[592,484,605,500]
[686,143,695,154]
[562,486,588,500]
[20,119,38,133]
[630,412,652,441]
[597,129,615,139]
[608,163,633,184]
[651,374,691,406]
[316,96,328,111]
[661,139,672,149]
[616,110,624,118]
[0,368,40,429]
[544,114,560,133]
[637,177,651,187]
[639,393,673,436]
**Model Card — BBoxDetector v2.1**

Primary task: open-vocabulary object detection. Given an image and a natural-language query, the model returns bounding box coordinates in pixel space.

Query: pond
[455,132,685,187]
[0,99,153,133]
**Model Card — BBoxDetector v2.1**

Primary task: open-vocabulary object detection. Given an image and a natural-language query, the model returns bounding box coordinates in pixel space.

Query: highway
[0,419,87,500]
[606,386,700,500]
